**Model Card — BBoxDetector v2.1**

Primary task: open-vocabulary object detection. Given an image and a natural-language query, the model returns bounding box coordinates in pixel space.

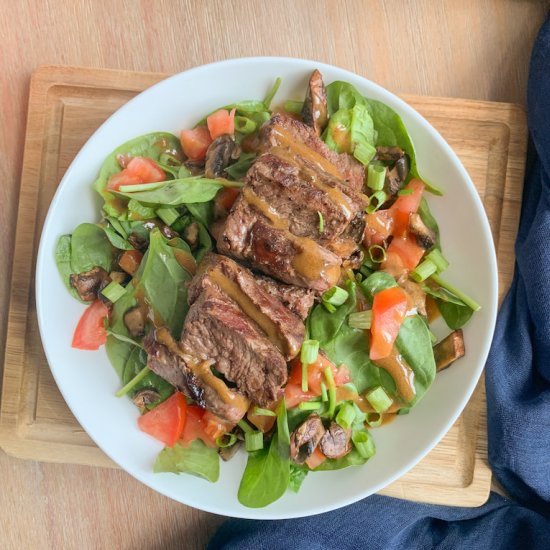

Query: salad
[55,70,480,508]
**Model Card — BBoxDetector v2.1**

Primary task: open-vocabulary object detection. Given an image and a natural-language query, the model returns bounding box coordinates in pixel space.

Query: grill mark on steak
[187,253,305,360]
[180,285,288,407]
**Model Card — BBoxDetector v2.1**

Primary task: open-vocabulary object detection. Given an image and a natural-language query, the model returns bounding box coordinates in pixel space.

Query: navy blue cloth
[209,15,550,549]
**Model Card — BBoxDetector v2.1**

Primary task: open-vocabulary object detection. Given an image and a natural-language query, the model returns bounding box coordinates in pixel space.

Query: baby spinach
[105,336,133,379]
[116,177,222,206]
[154,440,220,482]
[289,464,308,493]
[195,223,213,262]
[418,198,440,249]
[437,301,474,330]
[395,315,436,404]
[359,272,397,303]
[93,132,182,216]
[103,225,134,250]
[186,202,214,228]
[238,401,290,508]
[54,235,82,301]
[70,223,113,274]
[225,152,256,180]
[134,228,193,336]
[314,447,371,471]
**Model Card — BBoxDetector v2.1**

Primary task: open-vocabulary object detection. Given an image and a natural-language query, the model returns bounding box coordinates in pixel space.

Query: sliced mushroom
[143,219,179,240]
[123,306,147,338]
[434,329,465,372]
[109,271,129,285]
[128,233,148,251]
[385,154,410,196]
[183,222,200,250]
[184,159,206,175]
[219,439,243,461]
[374,146,405,162]
[205,135,240,178]
[319,421,352,459]
[290,414,326,464]
[132,389,160,410]
[301,69,328,136]
[70,267,111,302]
[409,212,437,249]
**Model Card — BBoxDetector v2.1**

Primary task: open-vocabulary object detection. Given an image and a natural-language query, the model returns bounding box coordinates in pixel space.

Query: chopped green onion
[336,402,356,429]
[215,432,237,448]
[323,302,337,313]
[348,310,372,330]
[284,99,303,114]
[317,211,324,233]
[430,273,481,311]
[411,258,437,282]
[115,366,150,397]
[237,419,254,434]
[426,248,449,272]
[324,366,336,418]
[253,407,276,417]
[119,181,166,193]
[397,188,414,196]
[245,431,264,452]
[322,286,349,307]
[298,401,322,411]
[156,207,179,226]
[366,412,383,427]
[366,191,387,214]
[368,244,387,264]
[234,116,257,135]
[367,164,386,191]
[100,281,126,303]
[321,382,328,402]
[301,340,319,392]
[264,77,282,109]
[366,386,393,413]
[352,430,376,458]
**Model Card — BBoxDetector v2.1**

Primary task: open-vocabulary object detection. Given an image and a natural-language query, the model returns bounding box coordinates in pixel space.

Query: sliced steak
[217,193,341,292]
[181,285,288,406]
[143,328,249,423]
[255,275,315,320]
[188,253,305,360]
[259,113,365,191]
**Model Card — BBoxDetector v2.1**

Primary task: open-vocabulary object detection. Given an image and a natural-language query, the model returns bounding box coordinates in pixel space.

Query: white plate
[36,57,498,519]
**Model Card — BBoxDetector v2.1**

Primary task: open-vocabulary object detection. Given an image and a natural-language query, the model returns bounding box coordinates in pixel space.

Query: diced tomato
[106,156,165,191]
[284,383,316,409]
[370,286,408,361]
[203,411,234,442]
[118,249,143,276]
[207,108,236,140]
[334,363,351,386]
[180,126,213,161]
[384,235,425,272]
[363,210,394,247]
[180,405,217,448]
[137,392,187,447]
[216,187,240,211]
[71,300,109,350]
[247,405,277,433]
[390,179,425,236]
[305,446,327,469]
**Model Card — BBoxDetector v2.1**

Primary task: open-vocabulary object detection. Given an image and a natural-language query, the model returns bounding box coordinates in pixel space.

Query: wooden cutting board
[0,65,527,507]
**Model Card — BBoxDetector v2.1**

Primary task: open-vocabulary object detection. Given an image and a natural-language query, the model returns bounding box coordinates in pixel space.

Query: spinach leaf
[238,401,290,508]
[105,336,133,378]
[70,223,113,273]
[225,152,256,180]
[103,225,134,250]
[93,132,182,216]
[422,285,464,306]
[195,223,213,262]
[109,286,137,339]
[314,448,370,470]
[359,272,397,303]
[323,108,353,153]
[116,177,222,206]
[154,440,220,482]
[289,464,308,493]
[134,228,193,336]
[395,315,436,404]
[186,202,214,228]
[326,81,366,115]
[418,198,440,249]
[128,199,157,220]
[437,300,474,330]
[54,235,82,301]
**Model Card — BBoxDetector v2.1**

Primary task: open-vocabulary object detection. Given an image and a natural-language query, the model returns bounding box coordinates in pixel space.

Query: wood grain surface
[0,2,547,549]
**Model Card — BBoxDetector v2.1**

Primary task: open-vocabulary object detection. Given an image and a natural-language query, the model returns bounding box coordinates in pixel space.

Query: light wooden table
[0,1,547,548]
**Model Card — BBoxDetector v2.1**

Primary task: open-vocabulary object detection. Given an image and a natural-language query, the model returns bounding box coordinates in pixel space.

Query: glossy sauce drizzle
[374,347,416,404]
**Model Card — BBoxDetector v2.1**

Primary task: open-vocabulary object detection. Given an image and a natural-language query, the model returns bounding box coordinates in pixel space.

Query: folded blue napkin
[209,15,550,549]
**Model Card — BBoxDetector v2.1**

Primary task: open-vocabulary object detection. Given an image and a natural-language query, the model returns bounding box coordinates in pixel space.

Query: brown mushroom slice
[70,267,111,302]
[290,414,326,464]
[319,421,352,459]
[132,389,160,410]
[434,329,465,372]
[123,306,147,338]
[205,135,240,178]
[301,69,328,136]
[183,222,200,250]
[385,154,410,196]
[219,440,243,462]
[109,271,129,285]
[409,212,437,249]
[374,146,405,162]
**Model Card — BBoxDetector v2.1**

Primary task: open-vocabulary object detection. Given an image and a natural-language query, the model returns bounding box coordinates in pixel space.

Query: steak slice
[143,328,249,423]
[259,113,365,191]
[181,285,288,407]
[188,253,305,360]
[217,193,341,292]
[254,275,315,320]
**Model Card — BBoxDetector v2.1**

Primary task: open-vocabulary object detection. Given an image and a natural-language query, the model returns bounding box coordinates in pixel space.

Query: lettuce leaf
[154,440,220,482]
